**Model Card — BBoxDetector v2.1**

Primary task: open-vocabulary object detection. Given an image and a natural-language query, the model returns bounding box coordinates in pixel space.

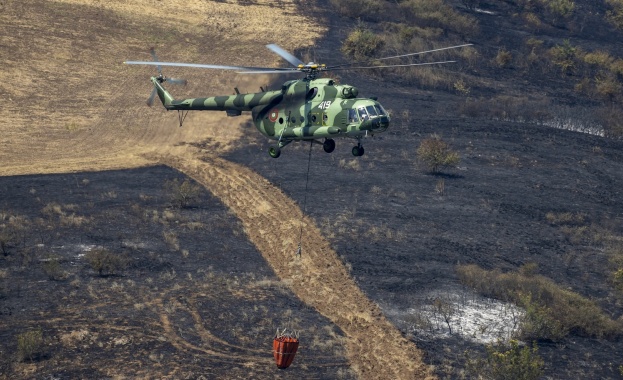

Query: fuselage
[155,77,390,142]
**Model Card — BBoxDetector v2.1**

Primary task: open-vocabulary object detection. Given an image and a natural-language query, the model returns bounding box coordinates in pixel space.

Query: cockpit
[348,104,389,123]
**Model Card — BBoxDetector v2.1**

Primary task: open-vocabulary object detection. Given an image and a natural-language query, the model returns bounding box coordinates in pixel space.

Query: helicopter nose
[362,116,390,131]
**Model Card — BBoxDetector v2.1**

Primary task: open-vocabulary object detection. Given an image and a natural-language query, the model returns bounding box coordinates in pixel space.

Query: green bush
[486,340,544,380]
[85,249,127,277]
[548,39,579,75]
[341,24,384,61]
[17,329,44,362]
[416,135,460,173]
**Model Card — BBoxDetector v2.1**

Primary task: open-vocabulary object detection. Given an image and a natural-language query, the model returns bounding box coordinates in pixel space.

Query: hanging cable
[297,140,314,256]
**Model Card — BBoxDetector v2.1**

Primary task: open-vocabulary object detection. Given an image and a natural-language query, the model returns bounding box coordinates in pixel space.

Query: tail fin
[150,76,175,108]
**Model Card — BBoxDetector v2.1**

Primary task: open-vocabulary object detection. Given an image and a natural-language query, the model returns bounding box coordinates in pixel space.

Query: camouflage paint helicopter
[124,43,471,158]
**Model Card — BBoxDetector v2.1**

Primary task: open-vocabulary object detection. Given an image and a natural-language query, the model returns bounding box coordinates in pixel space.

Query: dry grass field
[0,0,434,378]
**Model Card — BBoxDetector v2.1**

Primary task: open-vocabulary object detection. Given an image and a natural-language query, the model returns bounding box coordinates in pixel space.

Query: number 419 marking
[318,101,332,110]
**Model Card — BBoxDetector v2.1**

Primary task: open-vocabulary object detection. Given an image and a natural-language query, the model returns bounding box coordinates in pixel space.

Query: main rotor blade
[236,69,300,74]
[329,60,457,71]
[266,44,304,67]
[327,43,473,70]
[124,60,287,71]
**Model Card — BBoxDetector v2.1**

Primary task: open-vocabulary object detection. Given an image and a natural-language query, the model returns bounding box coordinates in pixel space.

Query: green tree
[416,135,460,173]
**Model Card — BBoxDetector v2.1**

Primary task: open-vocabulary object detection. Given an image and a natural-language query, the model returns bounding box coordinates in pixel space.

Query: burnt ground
[2,0,623,378]
[0,166,353,379]
[224,115,623,378]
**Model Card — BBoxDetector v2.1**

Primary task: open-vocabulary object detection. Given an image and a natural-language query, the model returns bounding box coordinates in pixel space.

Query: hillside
[2,0,623,379]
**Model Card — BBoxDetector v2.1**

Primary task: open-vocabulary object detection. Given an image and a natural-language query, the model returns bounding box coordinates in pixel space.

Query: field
[2,0,623,379]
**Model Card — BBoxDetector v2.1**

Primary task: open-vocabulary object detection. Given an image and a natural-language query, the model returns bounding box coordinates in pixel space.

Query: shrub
[164,178,201,209]
[456,264,622,340]
[517,293,567,342]
[606,0,623,30]
[546,0,575,18]
[17,329,44,362]
[42,255,66,281]
[399,0,479,35]
[341,24,384,61]
[495,49,513,68]
[548,39,579,74]
[328,0,386,22]
[416,135,460,173]
[85,249,127,277]
[485,340,544,380]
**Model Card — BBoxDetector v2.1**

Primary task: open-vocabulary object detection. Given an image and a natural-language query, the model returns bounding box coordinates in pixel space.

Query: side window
[348,109,359,123]
[358,107,369,121]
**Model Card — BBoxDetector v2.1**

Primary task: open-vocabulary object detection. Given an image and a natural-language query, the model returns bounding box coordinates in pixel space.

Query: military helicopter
[124,43,471,158]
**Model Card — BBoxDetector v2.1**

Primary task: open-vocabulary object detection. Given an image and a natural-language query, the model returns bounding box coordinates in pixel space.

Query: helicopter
[124,43,472,158]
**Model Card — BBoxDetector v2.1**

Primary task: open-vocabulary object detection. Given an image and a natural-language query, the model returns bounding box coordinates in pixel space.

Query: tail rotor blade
[146,87,157,107]
[167,78,187,85]
[149,47,162,75]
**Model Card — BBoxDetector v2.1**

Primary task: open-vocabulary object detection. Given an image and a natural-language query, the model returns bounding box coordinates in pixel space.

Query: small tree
[85,249,127,277]
[17,329,44,362]
[416,135,460,173]
[164,178,201,209]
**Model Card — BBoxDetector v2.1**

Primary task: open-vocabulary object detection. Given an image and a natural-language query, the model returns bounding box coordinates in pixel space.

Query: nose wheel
[352,143,365,157]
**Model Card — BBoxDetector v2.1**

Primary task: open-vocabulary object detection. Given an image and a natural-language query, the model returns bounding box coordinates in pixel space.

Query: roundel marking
[269,109,279,122]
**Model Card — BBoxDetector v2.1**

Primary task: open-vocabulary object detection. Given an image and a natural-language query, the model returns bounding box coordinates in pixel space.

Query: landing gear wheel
[269,146,281,158]
[323,139,336,153]
[351,145,365,157]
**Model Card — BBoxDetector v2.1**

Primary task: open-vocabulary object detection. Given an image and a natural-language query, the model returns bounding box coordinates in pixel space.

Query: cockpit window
[358,107,369,121]
[374,105,386,116]
[366,105,378,118]
[348,109,359,123]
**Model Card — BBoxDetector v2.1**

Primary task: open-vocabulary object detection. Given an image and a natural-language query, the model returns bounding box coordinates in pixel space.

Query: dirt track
[154,146,434,379]
[0,0,433,378]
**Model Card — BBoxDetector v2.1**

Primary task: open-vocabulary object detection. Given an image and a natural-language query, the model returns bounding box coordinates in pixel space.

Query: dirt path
[154,146,435,380]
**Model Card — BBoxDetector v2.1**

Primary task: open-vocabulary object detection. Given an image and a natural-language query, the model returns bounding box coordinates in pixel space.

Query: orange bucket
[273,335,299,369]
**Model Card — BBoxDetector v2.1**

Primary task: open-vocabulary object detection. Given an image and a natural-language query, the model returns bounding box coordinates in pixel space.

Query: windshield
[366,105,378,118]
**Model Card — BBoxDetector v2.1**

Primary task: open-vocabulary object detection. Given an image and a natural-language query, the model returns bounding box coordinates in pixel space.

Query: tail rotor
[146,47,187,106]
